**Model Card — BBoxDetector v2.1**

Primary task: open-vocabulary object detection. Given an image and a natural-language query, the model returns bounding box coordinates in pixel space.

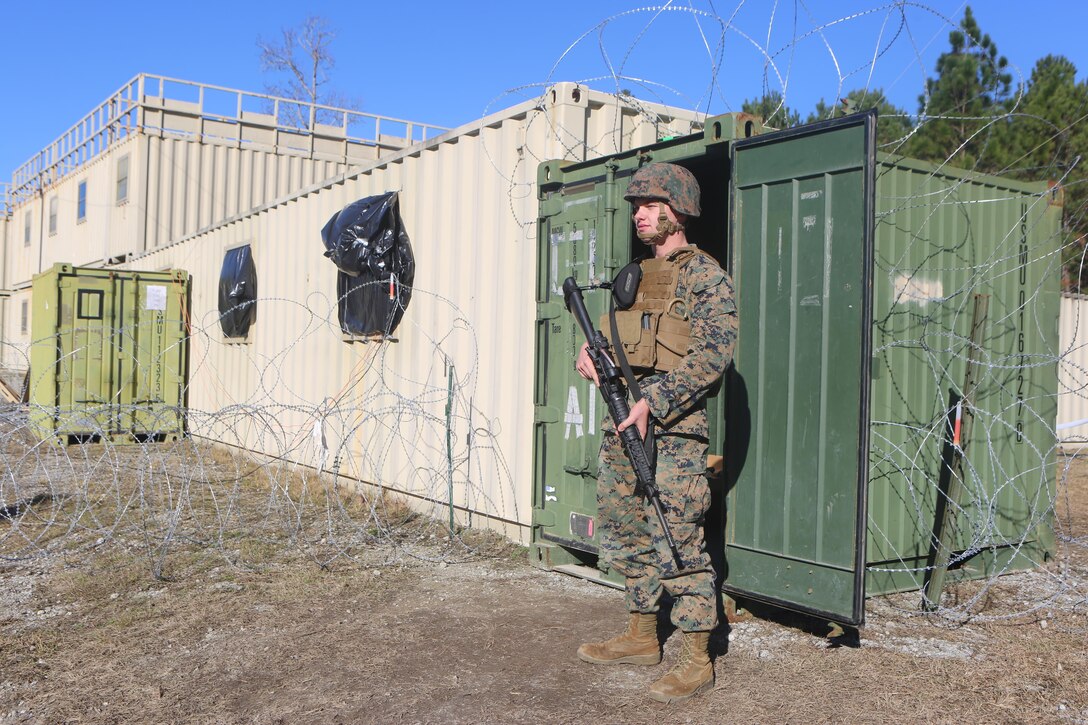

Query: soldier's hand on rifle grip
[575,342,600,385]
[617,397,651,440]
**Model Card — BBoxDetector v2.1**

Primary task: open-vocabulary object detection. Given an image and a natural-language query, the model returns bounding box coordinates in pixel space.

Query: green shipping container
[29,263,191,443]
[531,112,1061,626]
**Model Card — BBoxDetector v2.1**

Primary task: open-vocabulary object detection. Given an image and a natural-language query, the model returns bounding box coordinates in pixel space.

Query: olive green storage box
[29,263,191,443]
[531,112,1061,625]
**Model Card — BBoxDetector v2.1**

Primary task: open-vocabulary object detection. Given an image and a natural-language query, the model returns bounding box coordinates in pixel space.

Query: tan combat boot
[577,612,661,665]
[648,631,714,703]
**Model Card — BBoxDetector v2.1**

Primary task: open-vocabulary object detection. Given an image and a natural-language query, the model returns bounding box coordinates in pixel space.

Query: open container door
[531,166,623,582]
[724,111,876,626]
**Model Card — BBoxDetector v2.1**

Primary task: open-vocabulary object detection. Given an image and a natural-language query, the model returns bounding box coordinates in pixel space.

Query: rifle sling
[609,296,657,472]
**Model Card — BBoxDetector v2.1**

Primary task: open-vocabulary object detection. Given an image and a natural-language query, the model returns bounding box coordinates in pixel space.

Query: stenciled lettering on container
[1016,202,1028,442]
[550,227,565,296]
[154,310,164,399]
[565,385,584,439]
[777,227,783,293]
[563,384,597,439]
[557,219,583,293]
[149,285,168,402]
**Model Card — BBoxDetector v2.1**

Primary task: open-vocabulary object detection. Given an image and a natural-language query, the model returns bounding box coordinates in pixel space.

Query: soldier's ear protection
[610,262,642,310]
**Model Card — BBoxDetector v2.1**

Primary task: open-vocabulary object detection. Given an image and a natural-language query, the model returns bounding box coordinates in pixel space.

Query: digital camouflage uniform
[598,245,738,632]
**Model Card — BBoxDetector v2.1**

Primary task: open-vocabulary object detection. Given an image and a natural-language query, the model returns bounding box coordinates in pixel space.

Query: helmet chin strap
[637,209,684,243]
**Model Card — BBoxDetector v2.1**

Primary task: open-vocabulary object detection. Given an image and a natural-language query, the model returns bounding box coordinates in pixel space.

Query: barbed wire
[2,2,1087,632]
[0,284,521,577]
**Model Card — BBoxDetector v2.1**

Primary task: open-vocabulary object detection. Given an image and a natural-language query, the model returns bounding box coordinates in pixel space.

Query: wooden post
[922,294,989,611]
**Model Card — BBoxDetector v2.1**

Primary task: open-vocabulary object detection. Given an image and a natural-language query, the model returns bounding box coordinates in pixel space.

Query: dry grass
[1,438,1085,723]
[1,428,508,581]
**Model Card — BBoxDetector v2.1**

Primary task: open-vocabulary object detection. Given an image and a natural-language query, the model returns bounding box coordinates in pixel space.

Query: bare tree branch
[256,16,359,129]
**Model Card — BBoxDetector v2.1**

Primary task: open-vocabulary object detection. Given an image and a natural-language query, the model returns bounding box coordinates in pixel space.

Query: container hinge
[535,405,560,424]
[537,301,564,320]
[532,507,556,527]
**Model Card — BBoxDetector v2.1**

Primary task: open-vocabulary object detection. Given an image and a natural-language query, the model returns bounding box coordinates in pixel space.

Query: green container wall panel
[866,157,1061,595]
[29,263,191,442]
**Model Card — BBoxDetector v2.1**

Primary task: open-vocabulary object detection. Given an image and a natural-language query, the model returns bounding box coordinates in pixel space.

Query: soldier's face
[631,199,680,242]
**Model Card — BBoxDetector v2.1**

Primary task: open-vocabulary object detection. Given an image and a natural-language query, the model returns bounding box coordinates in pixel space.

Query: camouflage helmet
[623,162,701,217]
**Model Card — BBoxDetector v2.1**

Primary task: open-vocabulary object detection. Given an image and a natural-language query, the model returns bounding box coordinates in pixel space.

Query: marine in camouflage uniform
[575,162,738,704]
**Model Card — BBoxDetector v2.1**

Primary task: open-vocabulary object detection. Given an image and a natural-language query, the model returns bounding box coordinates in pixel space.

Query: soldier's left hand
[618,398,651,440]
[575,342,600,385]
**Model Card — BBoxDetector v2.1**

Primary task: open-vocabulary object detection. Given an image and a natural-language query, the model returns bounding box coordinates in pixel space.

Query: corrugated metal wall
[2,136,144,371]
[3,77,420,296]
[122,83,702,541]
[4,137,134,291]
[0,212,11,377]
[140,134,348,249]
[867,155,1062,594]
[2,288,33,374]
[1059,293,1088,447]
[4,133,357,287]
[0,76,437,394]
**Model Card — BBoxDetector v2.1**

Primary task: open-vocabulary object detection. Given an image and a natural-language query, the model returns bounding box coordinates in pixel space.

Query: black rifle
[562,276,688,572]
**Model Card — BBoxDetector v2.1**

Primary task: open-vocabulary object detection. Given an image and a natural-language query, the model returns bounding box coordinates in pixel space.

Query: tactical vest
[601,246,711,373]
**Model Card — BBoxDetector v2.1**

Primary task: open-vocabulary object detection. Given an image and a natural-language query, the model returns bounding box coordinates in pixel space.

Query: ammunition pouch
[601,247,703,373]
[604,303,690,371]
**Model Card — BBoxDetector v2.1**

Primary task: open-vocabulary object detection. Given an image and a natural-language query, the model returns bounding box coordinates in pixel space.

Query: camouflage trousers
[597,430,718,632]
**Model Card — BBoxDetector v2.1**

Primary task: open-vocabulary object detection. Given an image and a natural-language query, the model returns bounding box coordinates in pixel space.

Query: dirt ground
[2,452,1087,724]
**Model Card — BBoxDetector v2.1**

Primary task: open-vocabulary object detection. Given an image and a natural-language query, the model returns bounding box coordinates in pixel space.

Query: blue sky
[2,1,1086,179]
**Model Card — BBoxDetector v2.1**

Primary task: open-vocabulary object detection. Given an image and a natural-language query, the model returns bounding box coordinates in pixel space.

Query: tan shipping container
[120,82,703,542]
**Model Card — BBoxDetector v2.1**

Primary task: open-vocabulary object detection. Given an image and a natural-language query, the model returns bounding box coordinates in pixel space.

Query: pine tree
[806,89,913,150]
[742,91,801,130]
[908,6,1012,170]
[1007,56,1088,180]
[1004,56,1088,290]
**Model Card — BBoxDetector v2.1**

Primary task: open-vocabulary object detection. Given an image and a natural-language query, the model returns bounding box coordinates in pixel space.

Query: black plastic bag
[321,192,415,337]
[218,244,257,338]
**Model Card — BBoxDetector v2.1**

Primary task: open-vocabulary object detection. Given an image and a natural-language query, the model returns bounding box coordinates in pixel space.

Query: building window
[116,155,129,204]
[21,300,29,334]
[218,244,257,339]
[77,180,87,222]
[24,211,31,247]
[48,196,58,235]
[322,192,415,340]
[77,289,104,320]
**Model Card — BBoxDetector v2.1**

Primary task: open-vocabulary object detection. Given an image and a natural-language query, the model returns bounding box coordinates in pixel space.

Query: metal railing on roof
[4,73,449,211]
